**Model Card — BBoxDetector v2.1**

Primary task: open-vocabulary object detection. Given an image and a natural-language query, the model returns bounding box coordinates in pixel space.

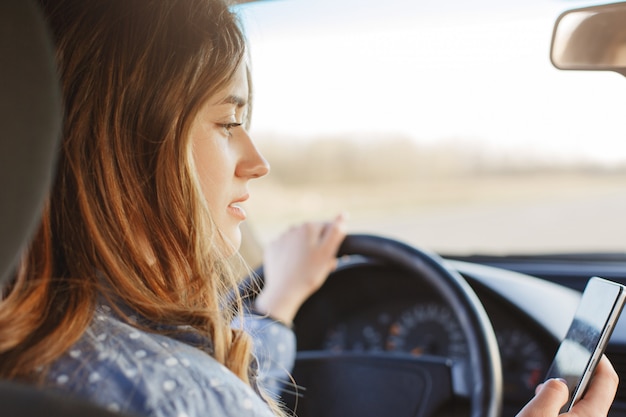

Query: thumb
[517,379,569,417]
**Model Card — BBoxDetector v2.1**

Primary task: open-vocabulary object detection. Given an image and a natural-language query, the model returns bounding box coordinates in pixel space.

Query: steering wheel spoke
[285,352,455,417]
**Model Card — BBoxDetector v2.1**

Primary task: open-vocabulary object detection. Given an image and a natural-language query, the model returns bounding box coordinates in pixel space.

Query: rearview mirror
[551,2,626,76]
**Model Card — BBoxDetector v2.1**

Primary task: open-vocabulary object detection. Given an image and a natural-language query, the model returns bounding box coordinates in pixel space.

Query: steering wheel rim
[249,234,503,417]
[333,234,503,417]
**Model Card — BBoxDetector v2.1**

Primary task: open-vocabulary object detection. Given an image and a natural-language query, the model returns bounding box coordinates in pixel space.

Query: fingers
[517,378,568,417]
[319,212,348,251]
[569,355,618,417]
[518,356,618,417]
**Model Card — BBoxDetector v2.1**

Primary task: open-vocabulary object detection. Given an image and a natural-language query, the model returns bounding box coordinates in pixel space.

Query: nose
[236,129,270,179]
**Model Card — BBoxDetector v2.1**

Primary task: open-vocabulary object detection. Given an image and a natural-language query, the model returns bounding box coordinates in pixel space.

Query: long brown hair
[0,0,261,399]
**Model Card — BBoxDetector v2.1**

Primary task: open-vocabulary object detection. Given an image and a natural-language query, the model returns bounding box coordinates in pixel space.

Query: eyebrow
[219,95,247,107]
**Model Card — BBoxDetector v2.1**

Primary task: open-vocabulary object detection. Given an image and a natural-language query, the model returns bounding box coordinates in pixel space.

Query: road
[348,191,626,255]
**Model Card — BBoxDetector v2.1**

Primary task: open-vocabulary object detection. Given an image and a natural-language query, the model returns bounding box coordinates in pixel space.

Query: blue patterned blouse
[45,302,296,417]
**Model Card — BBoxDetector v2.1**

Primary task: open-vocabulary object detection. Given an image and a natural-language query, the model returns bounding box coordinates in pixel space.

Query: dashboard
[289,258,569,416]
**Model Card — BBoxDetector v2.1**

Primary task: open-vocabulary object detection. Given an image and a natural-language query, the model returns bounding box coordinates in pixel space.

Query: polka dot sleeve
[238,314,297,400]
[45,305,281,417]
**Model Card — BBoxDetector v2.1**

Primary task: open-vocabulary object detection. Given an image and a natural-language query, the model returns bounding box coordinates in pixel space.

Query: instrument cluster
[320,295,550,403]
[293,263,557,410]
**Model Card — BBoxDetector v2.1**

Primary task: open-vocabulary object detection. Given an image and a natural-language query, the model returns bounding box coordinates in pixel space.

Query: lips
[228,194,249,221]
[227,204,246,220]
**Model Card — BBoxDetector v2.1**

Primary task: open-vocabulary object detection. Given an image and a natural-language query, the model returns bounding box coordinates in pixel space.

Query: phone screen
[544,277,626,412]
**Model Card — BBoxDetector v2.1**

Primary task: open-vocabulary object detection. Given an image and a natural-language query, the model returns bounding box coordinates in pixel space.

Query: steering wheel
[251,234,502,417]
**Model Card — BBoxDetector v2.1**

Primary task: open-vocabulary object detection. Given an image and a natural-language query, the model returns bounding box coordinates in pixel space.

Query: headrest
[0,0,62,284]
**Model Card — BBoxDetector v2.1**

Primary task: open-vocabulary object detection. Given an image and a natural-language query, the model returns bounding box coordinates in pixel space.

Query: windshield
[236,0,626,256]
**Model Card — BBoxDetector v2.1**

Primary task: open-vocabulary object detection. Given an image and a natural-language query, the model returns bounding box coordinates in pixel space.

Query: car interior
[2,1,626,417]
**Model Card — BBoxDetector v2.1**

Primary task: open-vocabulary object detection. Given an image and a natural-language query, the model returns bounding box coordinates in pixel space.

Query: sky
[235,0,626,165]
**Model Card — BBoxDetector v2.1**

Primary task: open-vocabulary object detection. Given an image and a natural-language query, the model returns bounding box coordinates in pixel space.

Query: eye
[218,122,243,137]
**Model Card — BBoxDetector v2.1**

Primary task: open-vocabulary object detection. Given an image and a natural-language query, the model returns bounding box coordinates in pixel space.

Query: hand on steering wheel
[254,213,347,325]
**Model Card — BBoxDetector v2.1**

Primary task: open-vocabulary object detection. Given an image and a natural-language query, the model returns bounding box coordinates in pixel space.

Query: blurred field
[244,136,626,255]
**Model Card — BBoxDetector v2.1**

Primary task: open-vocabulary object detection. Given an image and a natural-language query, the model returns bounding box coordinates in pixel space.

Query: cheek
[192,139,231,206]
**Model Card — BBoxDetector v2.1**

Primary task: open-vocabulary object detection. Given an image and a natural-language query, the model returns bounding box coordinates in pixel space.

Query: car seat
[0,1,132,415]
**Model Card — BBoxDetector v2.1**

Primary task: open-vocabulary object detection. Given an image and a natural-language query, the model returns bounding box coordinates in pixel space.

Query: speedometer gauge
[386,303,468,360]
[323,311,392,353]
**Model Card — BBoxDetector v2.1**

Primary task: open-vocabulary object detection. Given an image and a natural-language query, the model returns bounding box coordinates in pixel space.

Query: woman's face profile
[190,64,269,253]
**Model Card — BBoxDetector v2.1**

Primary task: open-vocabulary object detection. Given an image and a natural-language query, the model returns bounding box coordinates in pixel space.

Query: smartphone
[544,276,626,413]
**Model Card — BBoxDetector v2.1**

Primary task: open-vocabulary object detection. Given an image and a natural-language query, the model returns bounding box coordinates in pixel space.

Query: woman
[0,0,344,415]
[0,0,617,416]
